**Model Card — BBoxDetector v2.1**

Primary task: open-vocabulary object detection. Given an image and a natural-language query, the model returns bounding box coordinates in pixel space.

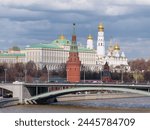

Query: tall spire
[72,23,76,44]
[73,23,76,35]
[70,23,78,52]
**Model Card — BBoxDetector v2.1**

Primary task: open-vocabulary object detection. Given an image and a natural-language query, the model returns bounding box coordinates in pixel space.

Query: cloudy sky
[0,0,150,59]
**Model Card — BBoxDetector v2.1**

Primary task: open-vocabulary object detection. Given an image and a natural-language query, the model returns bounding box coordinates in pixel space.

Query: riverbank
[0,98,19,108]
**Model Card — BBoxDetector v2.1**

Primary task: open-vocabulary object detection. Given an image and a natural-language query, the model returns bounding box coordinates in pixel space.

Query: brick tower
[66,23,81,83]
[102,62,112,82]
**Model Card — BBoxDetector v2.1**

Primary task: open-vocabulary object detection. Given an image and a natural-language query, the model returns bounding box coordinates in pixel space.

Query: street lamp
[48,69,50,83]
[135,70,138,84]
[24,69,27,83]
[100,67,103,82]
[83,65,86,83]
[121,65,124,83]
[4,68,7,83]
[121,70,123,83]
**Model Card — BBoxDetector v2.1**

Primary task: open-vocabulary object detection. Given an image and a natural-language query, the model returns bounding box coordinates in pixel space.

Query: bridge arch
[25,87,150,104]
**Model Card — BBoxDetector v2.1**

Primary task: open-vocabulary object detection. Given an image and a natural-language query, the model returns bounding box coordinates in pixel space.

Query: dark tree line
[0,59,150,83]
[0,61,67,83]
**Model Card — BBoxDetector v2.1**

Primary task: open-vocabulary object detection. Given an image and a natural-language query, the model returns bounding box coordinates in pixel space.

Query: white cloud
[0,0,94,11]
[104,5,132,16]
[98,0,150,5]
[0,0,37,6]
[0,0,149,17]
[0,6,43,19]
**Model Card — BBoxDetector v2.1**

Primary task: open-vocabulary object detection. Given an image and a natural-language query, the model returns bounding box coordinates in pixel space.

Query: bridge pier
[0,83,24,104]
[12,84,23,104]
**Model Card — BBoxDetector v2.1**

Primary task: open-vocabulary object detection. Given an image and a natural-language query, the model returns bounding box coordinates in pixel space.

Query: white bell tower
[87,34,93,49]
[97,23,105,57]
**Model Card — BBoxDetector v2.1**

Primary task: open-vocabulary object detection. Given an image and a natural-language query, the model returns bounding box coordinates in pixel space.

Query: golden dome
[87,34,93,40]
[59,34,65,40]
[98,23,104,32]
[114,43,120,51]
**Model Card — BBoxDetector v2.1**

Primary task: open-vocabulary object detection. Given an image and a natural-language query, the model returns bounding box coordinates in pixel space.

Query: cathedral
[87,23,130,72]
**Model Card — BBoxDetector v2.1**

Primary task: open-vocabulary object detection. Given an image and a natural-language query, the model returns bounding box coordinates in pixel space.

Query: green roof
[51,39,71,46]
[27,36,95,53]
[28,43,61,49]
[0,53,25,57]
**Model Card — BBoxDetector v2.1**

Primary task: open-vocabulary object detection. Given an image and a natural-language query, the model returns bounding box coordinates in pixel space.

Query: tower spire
[71,23,78,52]
[73,23,76,35]
[72,23,76,43]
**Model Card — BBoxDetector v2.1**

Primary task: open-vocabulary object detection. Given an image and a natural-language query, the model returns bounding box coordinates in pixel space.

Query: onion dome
[114,43,120,51]
[59,34,65,40]
[98,23,104,32]
[87,34,93,40]
[121,52,125,58]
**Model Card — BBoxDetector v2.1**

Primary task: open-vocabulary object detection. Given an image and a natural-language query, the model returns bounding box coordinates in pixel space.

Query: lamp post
[100,67,103,82]
[4,68,7,83]
[83,65,86,83]
[121,65,124,84]
[24,69,27,83]
[135,70,138,84]
[48,69,50,83]
[121,68,124,83]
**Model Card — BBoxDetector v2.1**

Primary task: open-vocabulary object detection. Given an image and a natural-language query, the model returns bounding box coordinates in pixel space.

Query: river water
[1,96,150,113]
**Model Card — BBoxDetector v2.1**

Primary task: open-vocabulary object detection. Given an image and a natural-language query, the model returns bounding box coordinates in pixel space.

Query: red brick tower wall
[67,52,81,82]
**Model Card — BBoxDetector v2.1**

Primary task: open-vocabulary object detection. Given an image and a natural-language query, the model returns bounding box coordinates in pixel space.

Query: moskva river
[1,96,150,113]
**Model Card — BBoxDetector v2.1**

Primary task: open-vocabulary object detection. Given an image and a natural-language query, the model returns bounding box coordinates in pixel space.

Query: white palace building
[0,23,130,72]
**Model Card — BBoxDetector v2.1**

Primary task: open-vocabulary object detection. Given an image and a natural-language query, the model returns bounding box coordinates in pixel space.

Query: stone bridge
[24,86,150,104]
[1,82,150,104]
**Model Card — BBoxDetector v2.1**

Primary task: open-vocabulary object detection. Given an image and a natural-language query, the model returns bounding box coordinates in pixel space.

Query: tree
[123,72,134,82]
[58,63,66,78]
[26,61,37,77]
[129,59,147,71]
[133,72,144,83]
[14,63,25,81]
[111,72,120,81]
[144,71,150,82]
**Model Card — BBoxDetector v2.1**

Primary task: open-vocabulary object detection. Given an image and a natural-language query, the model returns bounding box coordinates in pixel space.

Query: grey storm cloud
[0,0,150,59]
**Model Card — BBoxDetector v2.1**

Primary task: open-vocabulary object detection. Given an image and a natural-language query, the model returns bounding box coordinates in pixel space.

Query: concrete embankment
[0,97,19,108]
